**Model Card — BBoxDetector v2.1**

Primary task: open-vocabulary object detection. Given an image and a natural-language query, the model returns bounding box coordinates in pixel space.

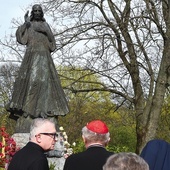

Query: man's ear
[82,135,86,143]
[35,134,42,143]
[108,137,110,142]
[105,137,110,146]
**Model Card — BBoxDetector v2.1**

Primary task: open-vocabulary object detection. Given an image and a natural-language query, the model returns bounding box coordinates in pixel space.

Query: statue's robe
[7,21,69,119]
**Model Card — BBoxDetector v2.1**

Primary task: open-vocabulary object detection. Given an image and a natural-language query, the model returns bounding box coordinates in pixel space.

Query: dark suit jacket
[8,142,49,170]
[63,145,114,170]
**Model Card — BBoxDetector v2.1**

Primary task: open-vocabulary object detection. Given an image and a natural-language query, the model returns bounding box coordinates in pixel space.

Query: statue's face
[32,5,43,21]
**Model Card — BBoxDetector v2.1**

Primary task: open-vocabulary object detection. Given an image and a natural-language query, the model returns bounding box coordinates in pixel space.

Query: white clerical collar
[87,143,104,149]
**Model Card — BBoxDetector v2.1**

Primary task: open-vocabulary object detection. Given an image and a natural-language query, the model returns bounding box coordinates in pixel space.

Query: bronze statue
[6,4,69,132]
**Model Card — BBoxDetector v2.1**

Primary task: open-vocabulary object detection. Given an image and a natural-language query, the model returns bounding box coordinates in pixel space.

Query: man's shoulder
[63,149,114,170]
[67,151,86,159]
[66,148,113,161]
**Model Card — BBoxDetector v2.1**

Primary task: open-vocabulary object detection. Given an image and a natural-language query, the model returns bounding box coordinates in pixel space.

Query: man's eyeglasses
[39,133,58,140]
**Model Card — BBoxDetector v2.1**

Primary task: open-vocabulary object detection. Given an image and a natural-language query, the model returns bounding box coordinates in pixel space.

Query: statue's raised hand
[24,11,31,28]
[24,11,30,22]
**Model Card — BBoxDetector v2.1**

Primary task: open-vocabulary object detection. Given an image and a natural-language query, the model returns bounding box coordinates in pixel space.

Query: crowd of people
[7,118,162,170]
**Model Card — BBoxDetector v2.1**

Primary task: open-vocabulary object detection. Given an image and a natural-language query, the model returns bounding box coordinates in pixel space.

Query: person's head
[103,152,149,170]
[30,4,45,21]
[82,120,110,148]
[29,118,57,151]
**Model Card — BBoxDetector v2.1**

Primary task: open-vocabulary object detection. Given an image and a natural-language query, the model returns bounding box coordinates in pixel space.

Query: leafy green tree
[59,66,136,152]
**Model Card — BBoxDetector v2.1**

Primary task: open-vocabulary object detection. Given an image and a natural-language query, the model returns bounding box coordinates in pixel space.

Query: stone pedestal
[12,133,30,148]
[12,133,65,170]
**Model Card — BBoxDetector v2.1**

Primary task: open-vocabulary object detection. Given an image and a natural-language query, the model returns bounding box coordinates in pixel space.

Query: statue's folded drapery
[6,19,69,119]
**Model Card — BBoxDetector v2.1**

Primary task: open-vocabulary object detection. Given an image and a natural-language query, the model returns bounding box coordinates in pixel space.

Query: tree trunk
[136,35,170,153]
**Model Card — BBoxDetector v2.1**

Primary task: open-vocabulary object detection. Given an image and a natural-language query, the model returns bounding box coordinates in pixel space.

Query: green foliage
[58,66,137,153]
[49,162,56,170]
[109,126,136,152]
[0,110,16,136]
[66,124,136,154]
[156,95,170,142]
[106,145,129,153]
[72,140,86,153]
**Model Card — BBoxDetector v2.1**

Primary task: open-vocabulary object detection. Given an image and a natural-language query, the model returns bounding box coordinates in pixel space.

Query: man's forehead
[41,122,56,130]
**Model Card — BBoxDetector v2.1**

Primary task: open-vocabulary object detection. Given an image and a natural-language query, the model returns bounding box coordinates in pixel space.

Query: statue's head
[30,4,45,21]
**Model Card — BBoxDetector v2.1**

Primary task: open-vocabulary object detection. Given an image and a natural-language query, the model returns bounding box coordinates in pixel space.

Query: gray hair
[82,126,110,145]
[29,118,55,139]
[103,152,149,170]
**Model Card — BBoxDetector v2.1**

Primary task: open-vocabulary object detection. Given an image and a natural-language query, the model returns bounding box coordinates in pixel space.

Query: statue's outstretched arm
[16,11,30,45]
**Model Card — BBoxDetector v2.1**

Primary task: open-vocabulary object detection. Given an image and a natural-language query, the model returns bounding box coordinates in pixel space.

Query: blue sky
[0,0,36,38]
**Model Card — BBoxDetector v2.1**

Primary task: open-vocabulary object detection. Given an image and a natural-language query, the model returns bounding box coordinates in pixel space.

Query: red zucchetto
[86,120,109,134]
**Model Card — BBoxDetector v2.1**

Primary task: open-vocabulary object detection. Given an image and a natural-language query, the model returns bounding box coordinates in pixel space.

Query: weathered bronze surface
[6,4,69,132]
